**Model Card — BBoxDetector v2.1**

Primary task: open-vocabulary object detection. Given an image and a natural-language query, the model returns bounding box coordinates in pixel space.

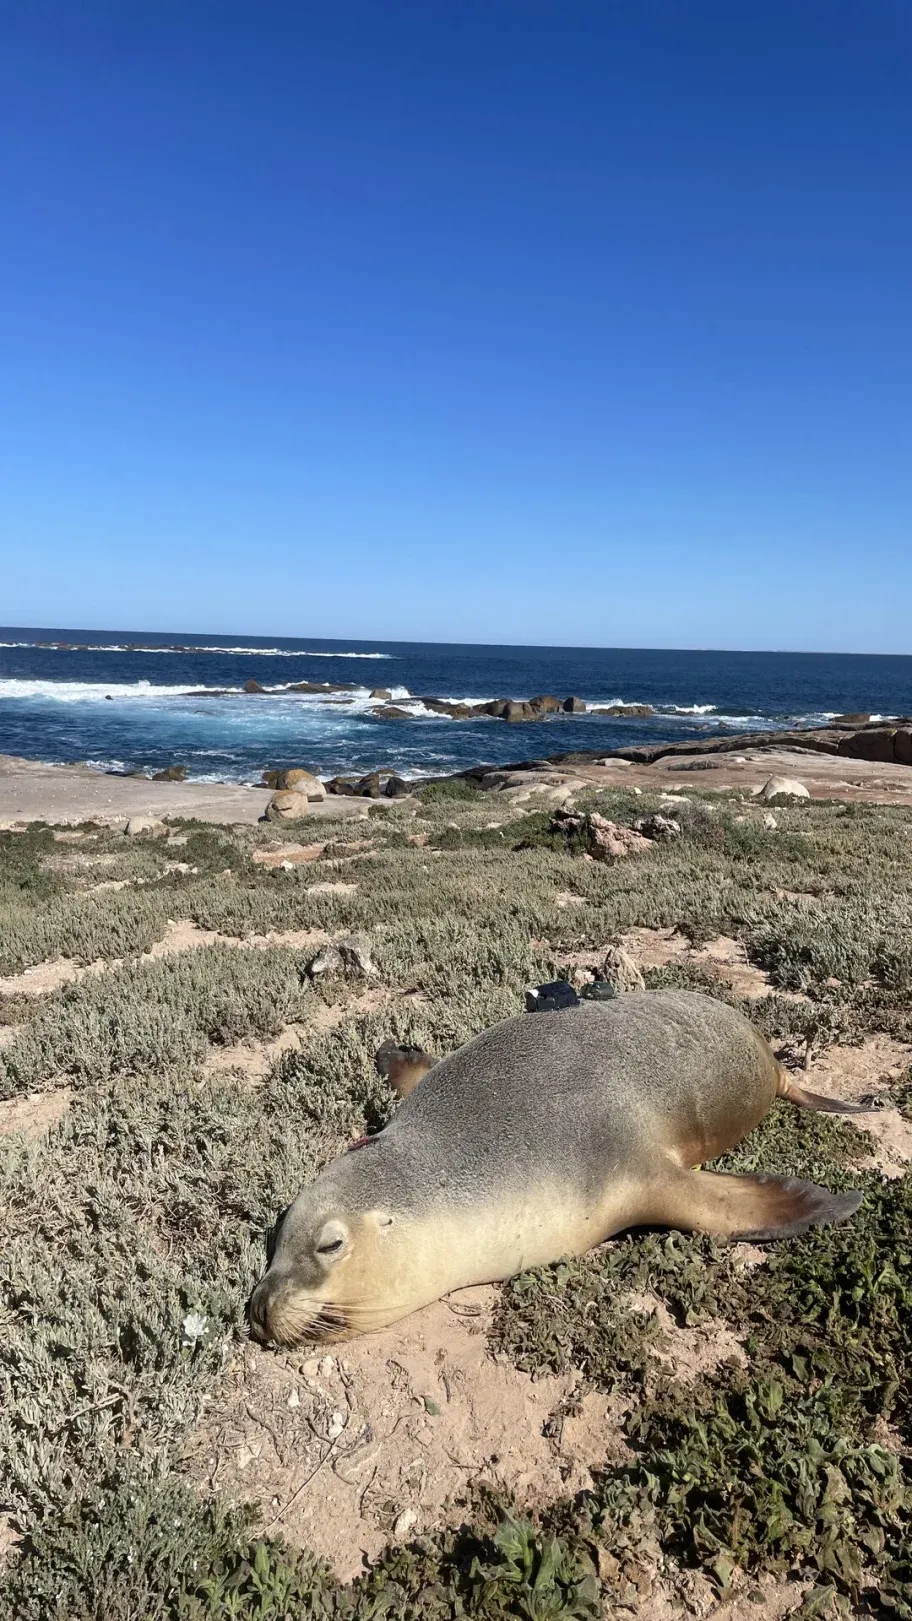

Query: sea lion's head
[248,1177,413,1345]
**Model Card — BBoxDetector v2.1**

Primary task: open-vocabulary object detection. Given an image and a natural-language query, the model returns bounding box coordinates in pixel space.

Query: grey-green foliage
[3,791,912,1616]
[0,944,313,1097]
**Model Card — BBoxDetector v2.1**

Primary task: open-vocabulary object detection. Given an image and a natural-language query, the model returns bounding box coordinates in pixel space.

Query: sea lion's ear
[375,1040,437,1098]
[368,1209,395,1231]
[315,1218,350,1262]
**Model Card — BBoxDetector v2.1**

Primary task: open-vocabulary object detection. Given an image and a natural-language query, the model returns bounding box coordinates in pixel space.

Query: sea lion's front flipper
[375,1040,437,1098]
[657,1168,862,1241]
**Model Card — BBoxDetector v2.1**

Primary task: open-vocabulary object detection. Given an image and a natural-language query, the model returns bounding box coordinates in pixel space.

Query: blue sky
[2,0,910,651]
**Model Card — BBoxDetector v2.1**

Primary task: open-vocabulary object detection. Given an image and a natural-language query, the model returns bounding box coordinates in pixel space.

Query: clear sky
[2,1,910,651]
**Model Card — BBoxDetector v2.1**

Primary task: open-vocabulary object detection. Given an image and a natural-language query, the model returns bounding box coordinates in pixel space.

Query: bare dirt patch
[627,1293,747,1384]
[188,1288,625,1581]
[619,927,809,1001]
[0,957,106,998]
[202,990,395,1086]
[803,1036,912,1176]
[252,842,328,868]
[0,1087,72,1138]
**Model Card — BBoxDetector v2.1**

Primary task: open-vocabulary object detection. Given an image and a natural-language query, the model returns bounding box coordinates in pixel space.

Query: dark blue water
[1,628,909,783]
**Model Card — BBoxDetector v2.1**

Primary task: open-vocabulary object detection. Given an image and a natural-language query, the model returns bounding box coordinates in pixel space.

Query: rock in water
[370,688,392,700]
[563,695,587,713]
[244,678,266,694]
[759,777,810,801]
[152,764,187,781]
[599,946,646,993]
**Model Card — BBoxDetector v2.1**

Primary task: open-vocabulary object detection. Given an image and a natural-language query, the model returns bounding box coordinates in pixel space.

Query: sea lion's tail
[775,1064,877,1115]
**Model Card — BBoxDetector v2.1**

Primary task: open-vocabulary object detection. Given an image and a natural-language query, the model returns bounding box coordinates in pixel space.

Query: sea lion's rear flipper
[375,1040,437,1098]
[658,1168,862,1241]
[776,1069,878,1116]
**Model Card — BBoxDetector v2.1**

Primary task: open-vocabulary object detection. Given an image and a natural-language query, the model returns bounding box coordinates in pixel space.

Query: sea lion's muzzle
[248,1272,348,1347]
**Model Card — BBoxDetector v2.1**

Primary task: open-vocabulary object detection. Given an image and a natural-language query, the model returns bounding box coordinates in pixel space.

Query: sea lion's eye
[315,1219,348,1258]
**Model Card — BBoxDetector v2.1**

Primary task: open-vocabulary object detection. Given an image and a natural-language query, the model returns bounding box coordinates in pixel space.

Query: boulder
[563,696,587,713]
[279,769,326,801]
[369,688,392,700]
[151,765,187,781]
[260,770,282,789]
[588,815,652,861]
[124,817,168,838]
[307,943,343,979]
[355,771,383,799]
[895,728,912,766]
[482,700,511,719]
[372,705,412,719]
[325,776,358,796]
[244,678,266,694]
[552,807,652,861]
[383,774,411,798]
[338,935,376,976]
[599,945,646,993]
[504,700,534,723]
[528,694,561,714]
[635,813,682,842]
[833,713,871,726]
[266,791,311,822]
[759,776,810,801]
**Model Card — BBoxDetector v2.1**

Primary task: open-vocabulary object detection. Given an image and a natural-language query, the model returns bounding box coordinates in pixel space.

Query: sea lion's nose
[248,1273,280,1344]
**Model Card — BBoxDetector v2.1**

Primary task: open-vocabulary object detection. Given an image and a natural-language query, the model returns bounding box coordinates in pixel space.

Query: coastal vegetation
[1,784,911,1616]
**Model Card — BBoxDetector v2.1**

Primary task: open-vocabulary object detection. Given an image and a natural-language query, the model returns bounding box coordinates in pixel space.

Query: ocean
[1,628,910,784]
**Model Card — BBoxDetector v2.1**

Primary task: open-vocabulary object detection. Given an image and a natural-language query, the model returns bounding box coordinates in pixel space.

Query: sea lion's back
[388,990,777,1178]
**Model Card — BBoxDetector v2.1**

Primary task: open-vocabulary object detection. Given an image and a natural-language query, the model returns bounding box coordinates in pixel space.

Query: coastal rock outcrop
[563,696,587,713]
[370,688,392,700]
[151,765,188,781]
[591,704,655,717]
[372,704,412,719]
[837,725,912,765]
[244,679,266,694]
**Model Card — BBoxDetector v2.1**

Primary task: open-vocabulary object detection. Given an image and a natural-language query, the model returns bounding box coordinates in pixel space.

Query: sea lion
[249,989,867,1347]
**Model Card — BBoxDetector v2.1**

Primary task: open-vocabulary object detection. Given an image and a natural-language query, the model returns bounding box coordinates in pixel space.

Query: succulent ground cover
[0,784,911,1617]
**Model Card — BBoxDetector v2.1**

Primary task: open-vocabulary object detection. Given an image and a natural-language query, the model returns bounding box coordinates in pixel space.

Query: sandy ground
[0,755,370,828]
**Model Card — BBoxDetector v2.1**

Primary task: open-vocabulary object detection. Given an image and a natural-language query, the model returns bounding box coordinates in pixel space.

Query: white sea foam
[0,640,392,658]
[0,679,231,702]
[661,703,717,715]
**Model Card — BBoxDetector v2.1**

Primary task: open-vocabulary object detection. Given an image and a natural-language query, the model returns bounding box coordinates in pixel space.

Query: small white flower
[181,1311,209,1346]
